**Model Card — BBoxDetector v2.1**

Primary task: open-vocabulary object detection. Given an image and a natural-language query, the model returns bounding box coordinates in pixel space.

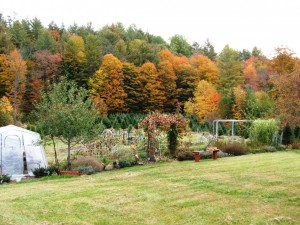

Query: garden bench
[193,148,220,162]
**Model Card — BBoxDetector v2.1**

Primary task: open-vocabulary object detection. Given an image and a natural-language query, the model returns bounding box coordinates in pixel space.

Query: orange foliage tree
[270,65,300,128]
[0,49,27,123]
[157,60,178,112]
[268,48,297,76]
[243,56,259,90]
[158,49,194,109]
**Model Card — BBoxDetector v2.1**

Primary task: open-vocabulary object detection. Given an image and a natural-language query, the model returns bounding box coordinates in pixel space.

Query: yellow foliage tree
[232,86,246,120]
[189,54,219,84]
[89,54,127,113]
[0,96,13,126]
[63,35,87,84]
[139,62,165,112]
[184,80,221,122]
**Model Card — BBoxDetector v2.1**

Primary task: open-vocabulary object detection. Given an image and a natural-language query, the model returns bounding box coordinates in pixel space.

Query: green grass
[1,150,300,224]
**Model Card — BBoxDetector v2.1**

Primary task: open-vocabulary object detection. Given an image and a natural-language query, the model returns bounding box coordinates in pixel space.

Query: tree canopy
[34,80,100,169]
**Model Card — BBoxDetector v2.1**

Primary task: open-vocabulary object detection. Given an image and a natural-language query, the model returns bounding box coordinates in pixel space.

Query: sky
[1,0,300,57]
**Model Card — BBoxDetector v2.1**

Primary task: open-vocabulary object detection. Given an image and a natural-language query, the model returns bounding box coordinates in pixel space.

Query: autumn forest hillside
[0,14,299,131]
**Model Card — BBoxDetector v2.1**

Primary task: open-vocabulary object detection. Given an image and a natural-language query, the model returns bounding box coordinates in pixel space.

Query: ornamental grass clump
[72,156,104,173]
[249,119,279,145]
[221,142,246,156]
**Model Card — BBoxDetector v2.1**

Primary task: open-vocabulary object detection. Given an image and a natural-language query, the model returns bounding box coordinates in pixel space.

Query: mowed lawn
[0,151,300,225]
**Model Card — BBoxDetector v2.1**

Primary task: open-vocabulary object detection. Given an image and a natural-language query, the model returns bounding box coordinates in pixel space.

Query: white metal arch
[213,119,252,142]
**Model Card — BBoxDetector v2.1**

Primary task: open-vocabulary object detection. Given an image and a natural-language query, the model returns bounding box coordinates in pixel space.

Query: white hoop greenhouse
[0,125,48,180]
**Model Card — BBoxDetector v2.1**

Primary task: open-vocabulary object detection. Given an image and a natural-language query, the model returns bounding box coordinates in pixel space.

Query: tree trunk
[67,140,71,170]
[13,73,18,125]
[148,131,156,162]
[51,135,59,169]
[147,131,150,159]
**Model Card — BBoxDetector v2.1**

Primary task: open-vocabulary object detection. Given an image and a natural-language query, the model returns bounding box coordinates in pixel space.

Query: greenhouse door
[2,135,24,176]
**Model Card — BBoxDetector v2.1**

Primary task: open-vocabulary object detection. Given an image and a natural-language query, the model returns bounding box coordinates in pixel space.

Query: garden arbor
[139,112,188,161]
[213,119,252,141]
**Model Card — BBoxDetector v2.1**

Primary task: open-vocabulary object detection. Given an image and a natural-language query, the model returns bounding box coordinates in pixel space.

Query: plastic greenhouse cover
[0,125,48,177]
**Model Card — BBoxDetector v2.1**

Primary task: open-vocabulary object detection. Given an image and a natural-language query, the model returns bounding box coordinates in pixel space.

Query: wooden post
[216,121,219,140]
[231,121,234,143]
[193,151,200,162]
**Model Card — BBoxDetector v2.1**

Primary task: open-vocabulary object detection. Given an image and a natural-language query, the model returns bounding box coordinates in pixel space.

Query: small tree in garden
[139,112,188,161]
[34,80,100,170]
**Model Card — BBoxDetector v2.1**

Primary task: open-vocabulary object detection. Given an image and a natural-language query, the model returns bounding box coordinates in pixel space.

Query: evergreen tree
[85,34,102,76]
[63,35,87,86]
[282,125,293,145]
[169,34,192,57]
[0,22,12,54]
[218,45,243,93]
[199,39,217,61]
[219,90,235,119]
[35,29,57,53]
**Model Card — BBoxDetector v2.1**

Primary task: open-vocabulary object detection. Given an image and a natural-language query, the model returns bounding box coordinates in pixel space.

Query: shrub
[72,156,104,172]
[77,166,95,175]
[112,120,121,130]
[48,165,59,174]
[291,141,300,149]
[177,151,194,161]
[282,125,293,145]
[118,160,132,168]
[138,151,147,160]
[221,142,246,156]
[58,161,68,171]
[200,151,214,159]
[102,117,112,128]
[32,167,54,178]
[261,146,278,152]
[0,174,11,183]
[294,127,300,139]
[215,140,228,150]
